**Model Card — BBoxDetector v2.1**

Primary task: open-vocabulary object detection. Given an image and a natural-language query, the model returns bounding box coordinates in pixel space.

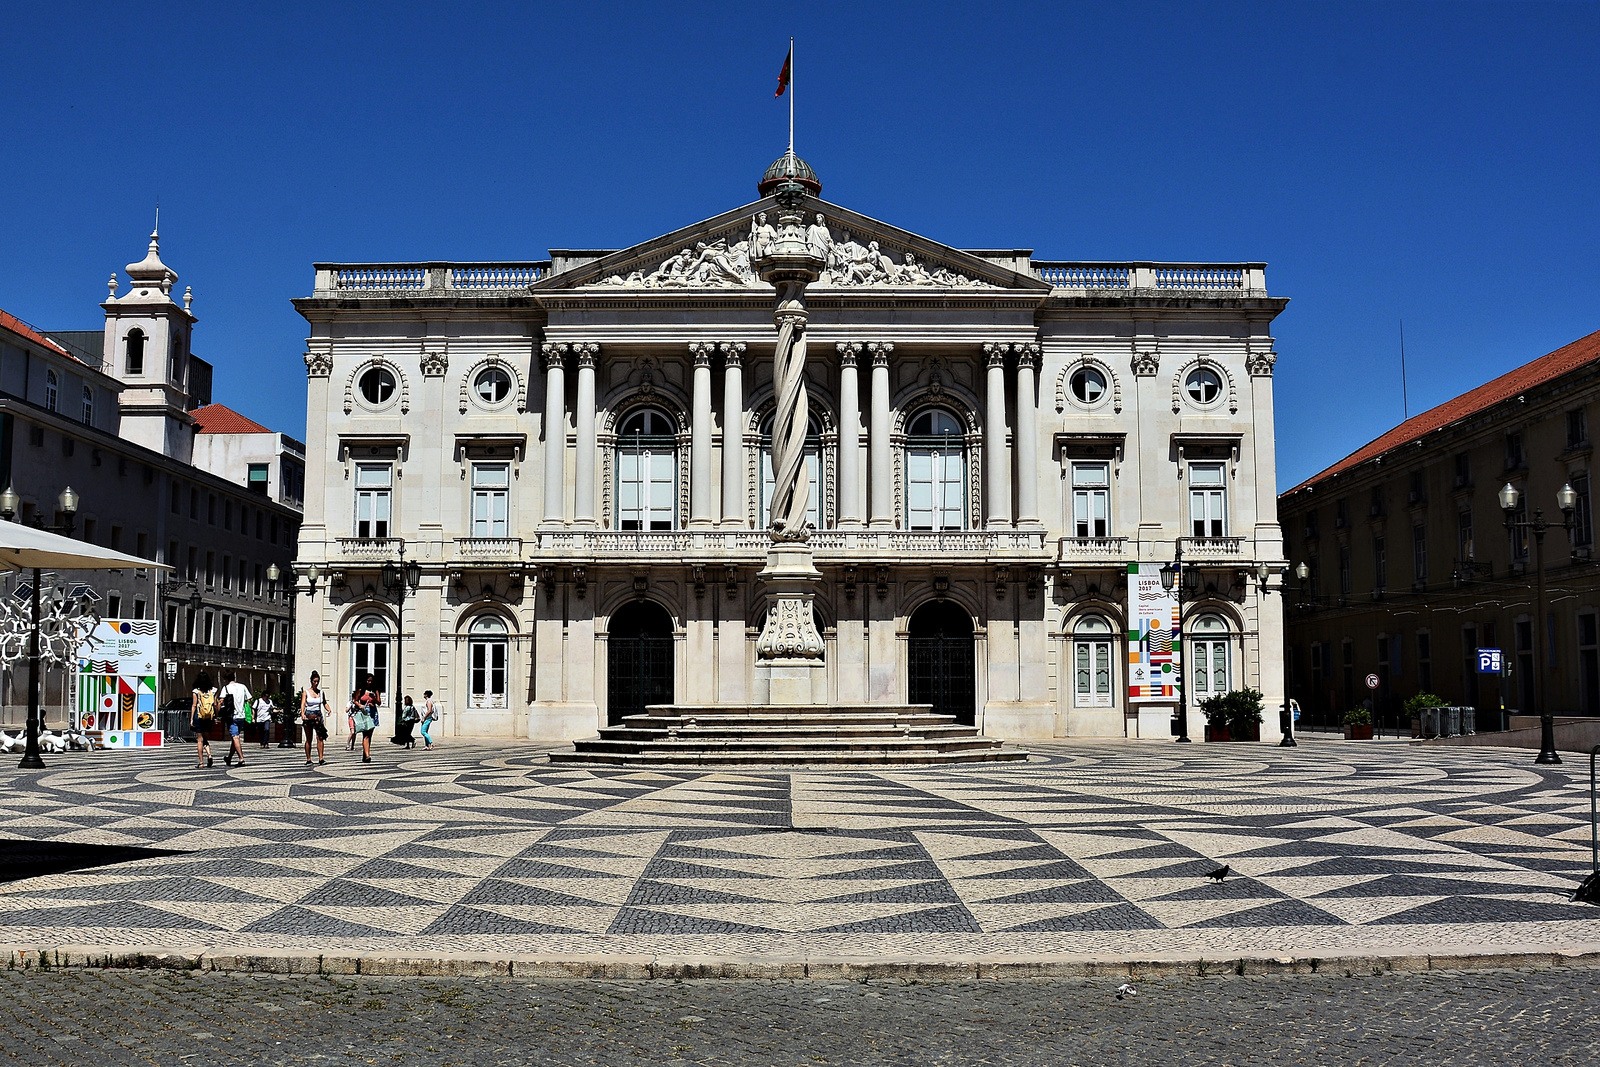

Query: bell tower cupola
[102,223,198,462]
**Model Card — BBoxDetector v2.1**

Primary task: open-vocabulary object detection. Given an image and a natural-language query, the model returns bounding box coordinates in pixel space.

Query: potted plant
[1342,707,1373,740]
[1201,694,1230,742]
[1224,688,1266,743]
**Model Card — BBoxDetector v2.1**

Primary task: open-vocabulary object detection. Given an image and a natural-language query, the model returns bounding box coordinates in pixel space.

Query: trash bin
[1442,707,1462,737]
[1421,707,1441,738]
[1461,707,1476,735]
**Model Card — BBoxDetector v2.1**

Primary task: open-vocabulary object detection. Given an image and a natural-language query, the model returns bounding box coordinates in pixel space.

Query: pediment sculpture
[594,214,995,290]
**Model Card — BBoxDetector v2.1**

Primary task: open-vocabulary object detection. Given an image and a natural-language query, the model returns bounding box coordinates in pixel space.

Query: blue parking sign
[1477,648,1503,674]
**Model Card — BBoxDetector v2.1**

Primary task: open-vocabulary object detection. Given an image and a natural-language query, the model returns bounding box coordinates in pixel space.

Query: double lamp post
[1499,480,1578,766]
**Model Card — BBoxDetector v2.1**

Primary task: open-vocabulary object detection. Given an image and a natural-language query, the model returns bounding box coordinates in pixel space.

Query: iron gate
[607,618,674,724]
[908,630,975,725]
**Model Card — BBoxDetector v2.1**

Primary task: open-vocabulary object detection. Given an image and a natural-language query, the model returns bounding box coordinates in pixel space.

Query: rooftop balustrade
[312,262,551,295]
[1032,262,1267,295]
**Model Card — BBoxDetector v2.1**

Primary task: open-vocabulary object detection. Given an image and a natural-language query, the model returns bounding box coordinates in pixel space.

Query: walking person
[346,689,359,751]
[352,684,377,763]
[391,696,419,750]
[220,671,251,768]
[420,691,439,751]
[190,672,217,769]
[253,690,274,749]
[300,672,329,766]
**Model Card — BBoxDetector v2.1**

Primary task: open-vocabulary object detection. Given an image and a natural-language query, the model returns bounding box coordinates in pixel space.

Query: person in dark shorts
[300,671,329,766]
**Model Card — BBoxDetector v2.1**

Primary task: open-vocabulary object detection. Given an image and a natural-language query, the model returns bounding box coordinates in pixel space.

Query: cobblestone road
[2,967,1597,1065]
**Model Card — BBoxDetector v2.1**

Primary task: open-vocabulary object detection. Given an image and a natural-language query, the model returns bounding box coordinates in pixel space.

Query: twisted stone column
[768,282,812,541]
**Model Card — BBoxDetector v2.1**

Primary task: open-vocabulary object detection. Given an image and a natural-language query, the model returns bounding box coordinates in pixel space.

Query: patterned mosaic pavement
[1,737,1597,959]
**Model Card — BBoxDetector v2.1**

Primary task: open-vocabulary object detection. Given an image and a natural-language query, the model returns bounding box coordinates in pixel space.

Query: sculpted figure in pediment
[806,213,834,262]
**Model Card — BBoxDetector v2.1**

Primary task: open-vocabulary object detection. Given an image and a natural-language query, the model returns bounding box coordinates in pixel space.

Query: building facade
[293,180,1289,742]
[1279,329,1600,728]
[0,230,301,720]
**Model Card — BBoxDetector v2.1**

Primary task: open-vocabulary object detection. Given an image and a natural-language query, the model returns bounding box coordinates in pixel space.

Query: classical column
[720,342,747,526]
[983,342,1013,528]
[867,341,894,529]
[541,343,567,525]
[836,342,863,527]
[1014,342,1040,526]
[572,343,599,526]
[689,342,716,526]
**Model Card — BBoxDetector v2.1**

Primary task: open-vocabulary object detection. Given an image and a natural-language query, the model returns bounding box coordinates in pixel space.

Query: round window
[359,366,397,405]
[474,366,511,405]
[1185,367,1223,406]
[1070,367,1107,405]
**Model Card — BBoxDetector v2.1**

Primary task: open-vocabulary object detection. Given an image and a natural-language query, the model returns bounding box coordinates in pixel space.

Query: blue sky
[4,1,1597,489]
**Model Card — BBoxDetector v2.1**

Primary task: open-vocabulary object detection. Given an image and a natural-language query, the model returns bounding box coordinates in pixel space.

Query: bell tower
[102,225,197,462]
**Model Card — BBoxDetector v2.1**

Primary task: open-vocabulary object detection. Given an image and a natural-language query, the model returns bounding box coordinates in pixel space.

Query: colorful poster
[1128,562,1181,704]
[76,620,160,741]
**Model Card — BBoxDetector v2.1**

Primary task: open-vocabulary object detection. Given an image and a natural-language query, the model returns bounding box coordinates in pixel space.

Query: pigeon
[1205,865,1231,882]
[1115,983,1137,1000]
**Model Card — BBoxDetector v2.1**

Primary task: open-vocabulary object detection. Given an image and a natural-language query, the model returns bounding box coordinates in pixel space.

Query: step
[570,737,1011,756]
[549,747,1029,767]
[595,724,987,742]
[624,712,961,728]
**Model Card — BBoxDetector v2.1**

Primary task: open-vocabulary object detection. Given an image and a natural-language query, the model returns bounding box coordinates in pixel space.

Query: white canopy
[0,521,174,574]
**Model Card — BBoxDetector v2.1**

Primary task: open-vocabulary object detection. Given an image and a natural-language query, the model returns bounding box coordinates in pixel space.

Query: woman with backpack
[190,672,217,769]
[352,679,378,763]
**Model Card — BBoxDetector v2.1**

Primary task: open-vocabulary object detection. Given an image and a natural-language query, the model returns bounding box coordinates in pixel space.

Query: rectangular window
[187,546,198,582]
[136,532,148,559]
[256,511,264,539]
[1574,474,1594,547]
[271,516,279,544]
[1506,432,1525,469]
[132,597,146,620]
[1070,462,1110,538]
[251,617,261,651]
[205,551,215,588]
[238,558,247,592]
[1580,613,1599,715]
[1373,537,1387,592]
[1509,500,1529,560]
[1339,546,1352,596]
[110,525,123,552]
[1417,631,1432,692]
[1462,623,1480,707]
[904,444,963,532]
[1188,463,1226,537]
[248,463,269,495]
[164,603,179,643]
[1303,511,1319,539]
[1307,555,1320,596]
[253,563,262,597]
[1336,499,1349,528]
[190,487,199,519]
[171,481,181,514]
[224,499,232,530]
[1453,451,1471,488]
[1341,638,1354,706]
[1369,486,1385,518]
[1458,509,1474,561]
[107,593,122,619]
[1569,408,1588,448]
[617,447,676,531]
[207,494,217,525]
[280,621,289,652]
[1515,618,1535,711]
[1407,470,1424,505]
[470,463,511,537]
[221,555,232,591]
[354,464,393,538]
[203,610,214,646]
[1412,524,1427,583]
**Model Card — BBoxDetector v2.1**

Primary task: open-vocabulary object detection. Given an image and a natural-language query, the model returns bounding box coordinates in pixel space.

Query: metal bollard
[1279,702,1297,747]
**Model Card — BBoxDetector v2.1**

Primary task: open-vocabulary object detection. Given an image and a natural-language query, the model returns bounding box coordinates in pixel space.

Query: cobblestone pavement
[1,736,1598,959]
[2,967,1598,1065]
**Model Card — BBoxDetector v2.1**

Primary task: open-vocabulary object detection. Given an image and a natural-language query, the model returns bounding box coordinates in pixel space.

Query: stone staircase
[548,704,1028,767]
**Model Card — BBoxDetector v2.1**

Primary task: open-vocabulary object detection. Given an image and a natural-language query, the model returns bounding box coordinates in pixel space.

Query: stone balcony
[336,537,404,561]
[453,537,524,563]
[531,528,1050,564]
[1056,536,1131,565]
[1181,536,1247,559]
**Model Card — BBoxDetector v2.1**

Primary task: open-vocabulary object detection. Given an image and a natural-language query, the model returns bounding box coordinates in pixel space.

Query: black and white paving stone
[1,737,1596,958]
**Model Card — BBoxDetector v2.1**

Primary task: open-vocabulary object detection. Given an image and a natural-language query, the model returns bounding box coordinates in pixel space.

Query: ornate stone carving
[689,341,715,367]
[572,342,599,369]
[420,350,448,377]
[540,342,566,371]
[836,340,861,367]
[719,341,746,367]
[1131,348,1160,376]
[304,350,332,377]
[1246,347,1277,377]
[755,591,825,659]
[1057,357,1123,414]
[983,341,1012,368]
[867,341,893,367]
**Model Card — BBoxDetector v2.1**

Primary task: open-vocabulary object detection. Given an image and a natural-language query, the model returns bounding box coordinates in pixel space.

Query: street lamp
[1159,542,1199,744]
[0,486,18,521]
[1500,481,1577,765]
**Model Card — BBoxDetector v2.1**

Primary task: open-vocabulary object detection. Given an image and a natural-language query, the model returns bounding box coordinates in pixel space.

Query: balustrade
[1057,536,1131,561]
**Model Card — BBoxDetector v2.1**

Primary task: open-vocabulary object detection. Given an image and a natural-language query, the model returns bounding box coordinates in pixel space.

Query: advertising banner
[75,619,161,737]
[1127,562,1180,704]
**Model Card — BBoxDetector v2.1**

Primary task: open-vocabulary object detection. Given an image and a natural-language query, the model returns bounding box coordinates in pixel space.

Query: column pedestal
[754,543,826,704]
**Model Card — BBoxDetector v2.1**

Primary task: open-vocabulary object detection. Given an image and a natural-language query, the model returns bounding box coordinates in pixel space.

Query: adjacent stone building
[0,230,301,717]
[1279,328,1600,728]
[293,165,1289,742]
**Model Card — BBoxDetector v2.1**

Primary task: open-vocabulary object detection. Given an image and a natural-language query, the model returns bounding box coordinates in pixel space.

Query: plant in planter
[1200,694,1230,742]
[1342,707,1374,740]
[1223,688,1265,742]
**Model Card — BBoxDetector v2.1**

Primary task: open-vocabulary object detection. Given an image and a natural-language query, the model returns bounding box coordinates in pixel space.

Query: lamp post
[2,487,82,770]
[1500,481,1577,765]
[1159,541,1199,743]
[383,548,421,706]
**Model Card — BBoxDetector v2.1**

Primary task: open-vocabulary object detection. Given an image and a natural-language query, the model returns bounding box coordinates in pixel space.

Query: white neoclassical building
[293,158,1289,743]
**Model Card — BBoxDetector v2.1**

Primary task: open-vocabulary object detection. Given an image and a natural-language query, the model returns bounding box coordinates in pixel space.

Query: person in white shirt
[220,671,252,768]
[253,692,275,749]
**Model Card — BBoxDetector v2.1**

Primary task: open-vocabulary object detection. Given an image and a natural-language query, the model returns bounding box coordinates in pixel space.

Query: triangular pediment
[533,198,1049,294]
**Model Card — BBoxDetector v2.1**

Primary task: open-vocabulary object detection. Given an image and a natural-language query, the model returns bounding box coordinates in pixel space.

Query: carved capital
[983,341,1011,369]
[540,342,568,373]
[420,350,448,377]
[867,341,894,367]
[1015,342,1041,372]
[719,341,746,368]
[304,351,332,377]
[689,341,715,367]
[1246,348,1277,377]
[836,341,862,368]
[775,310,807,332]
[572,342,599,369]
[1131,349,1160,376]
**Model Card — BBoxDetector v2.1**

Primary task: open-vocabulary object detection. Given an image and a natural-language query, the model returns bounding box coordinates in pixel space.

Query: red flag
[774,46,791,97]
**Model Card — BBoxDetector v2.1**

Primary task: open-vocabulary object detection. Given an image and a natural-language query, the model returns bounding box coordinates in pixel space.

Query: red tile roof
[1283,328,1600,498]
[0,309,74,360]
[192,403,272,435]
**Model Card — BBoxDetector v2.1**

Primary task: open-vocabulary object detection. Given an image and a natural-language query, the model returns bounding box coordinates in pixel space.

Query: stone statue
[806,213,833,262]
[751,212,777,260]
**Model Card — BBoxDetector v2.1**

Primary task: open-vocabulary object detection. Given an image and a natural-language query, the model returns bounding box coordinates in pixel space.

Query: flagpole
[788,37,794,153]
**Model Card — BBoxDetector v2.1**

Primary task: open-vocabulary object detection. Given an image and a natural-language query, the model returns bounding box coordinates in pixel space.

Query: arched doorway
[466,615,510,710]
[907,601,975,724]
[350,614,392,711]
[607,600,674,723]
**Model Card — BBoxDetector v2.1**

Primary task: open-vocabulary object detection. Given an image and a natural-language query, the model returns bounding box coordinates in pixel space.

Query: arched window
[905,409,966,531]
[351,614,393,709]
[125,329,145,376]
[615,409,677,531]
[467,615,509,709]
[1073,614,1115,708]
[81,386,94,425]
[44,370,59,412]
[1190,613,1231,701]
[760,412,822,530]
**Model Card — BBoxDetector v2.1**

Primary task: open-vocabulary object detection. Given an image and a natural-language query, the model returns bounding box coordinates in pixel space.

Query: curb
[6,944,1600,980]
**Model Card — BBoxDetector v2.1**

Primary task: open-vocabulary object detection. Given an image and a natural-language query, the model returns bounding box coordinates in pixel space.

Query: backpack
[219,690,236,722]
[196,690,217,723]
